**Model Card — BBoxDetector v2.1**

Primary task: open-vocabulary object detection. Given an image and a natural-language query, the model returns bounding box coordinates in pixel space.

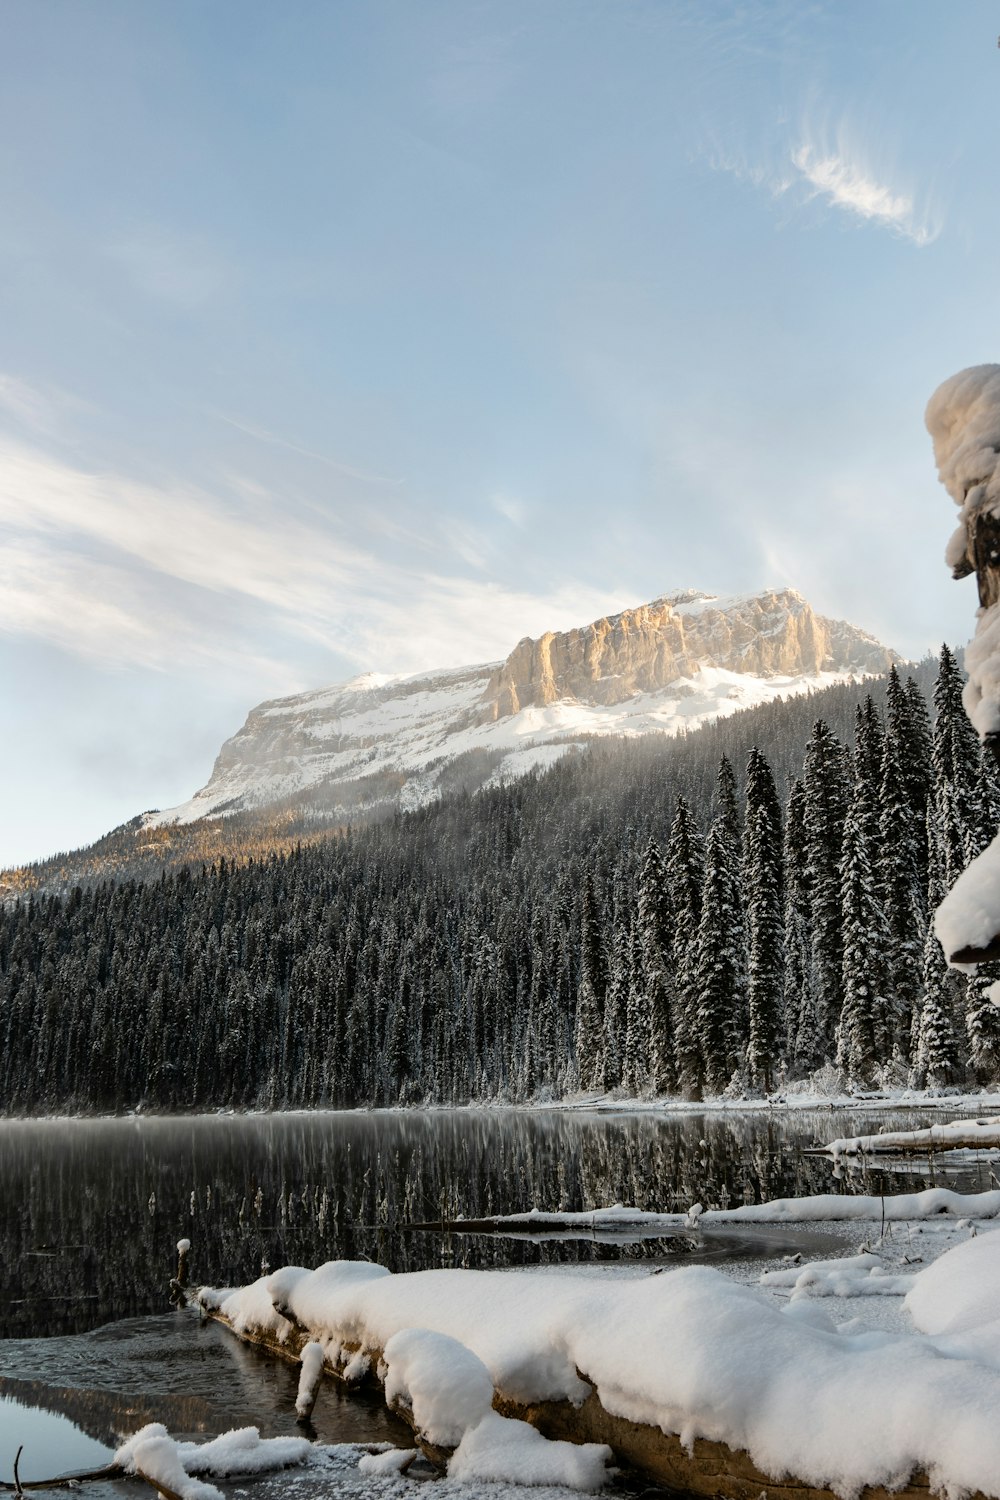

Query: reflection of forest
[0,1110,963,1339]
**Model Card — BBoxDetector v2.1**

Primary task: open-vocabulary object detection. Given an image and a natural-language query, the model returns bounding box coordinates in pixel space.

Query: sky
[2,0,999,866]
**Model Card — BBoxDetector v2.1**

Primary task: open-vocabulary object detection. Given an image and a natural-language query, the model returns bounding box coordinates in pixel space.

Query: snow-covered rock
[146,588,895,828]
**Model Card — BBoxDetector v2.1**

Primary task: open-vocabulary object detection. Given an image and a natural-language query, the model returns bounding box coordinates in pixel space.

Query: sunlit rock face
[480,589,892,720]
[143,589,896,830]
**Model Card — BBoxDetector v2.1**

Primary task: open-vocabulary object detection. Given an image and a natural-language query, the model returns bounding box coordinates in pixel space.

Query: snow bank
[906,1228,1000,1335]
[207,1249,1000,1499]
[936,838,1000,963]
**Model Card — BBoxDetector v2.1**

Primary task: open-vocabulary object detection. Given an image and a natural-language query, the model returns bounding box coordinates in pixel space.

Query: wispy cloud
[706,117,939,247]
[0,434,631,682]
[791,141,935,245]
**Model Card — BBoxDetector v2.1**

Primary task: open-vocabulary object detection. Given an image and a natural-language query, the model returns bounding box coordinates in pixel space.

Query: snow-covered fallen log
[420,1185,1000,1230]
[823,1117,1000,1157]
[197,1225,1000,1500]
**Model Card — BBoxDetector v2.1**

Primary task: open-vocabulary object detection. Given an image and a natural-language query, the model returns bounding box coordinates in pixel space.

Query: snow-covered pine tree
[636,835,676,1095]
[715,756,748,1046]
[903,675,934,886]
[602,869,631,1090]
[742,747,784,1093]
[623,919,650,1095]
[695,817,744,1094]
[913,812,961,1088]
[574,871,606,1092]
[932,644,986,886]
[836,763,888,1088]
[879,670,926,1057]
[666,796,705,1097]
[802,719,849,1052]
[782,778,819,1073]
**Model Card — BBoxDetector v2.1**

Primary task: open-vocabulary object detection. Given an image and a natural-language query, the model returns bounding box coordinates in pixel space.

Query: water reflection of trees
[0,1110,968,1339]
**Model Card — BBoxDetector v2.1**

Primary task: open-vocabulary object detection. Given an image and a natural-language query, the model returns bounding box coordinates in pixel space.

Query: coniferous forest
[4,647,1000,1115]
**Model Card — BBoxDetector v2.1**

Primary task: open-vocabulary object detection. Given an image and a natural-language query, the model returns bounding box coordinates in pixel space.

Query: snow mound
[115,1423,313,1494]
[383,1328,495,1448]
[449,1412,612,1491]
[906,1227,1000,1335]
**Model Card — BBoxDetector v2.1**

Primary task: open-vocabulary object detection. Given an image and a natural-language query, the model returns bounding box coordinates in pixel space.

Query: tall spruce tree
[836,737,889,1086]
[666,796,706,1096]
[913,812,960,1089]
[743,747,784,1092]
[695,818,744,1093]
[802,720,849,1052]
[636,836,676,1094]
[879,669,926,1057]
[574,871,606,1092]
[783,779,820,1074]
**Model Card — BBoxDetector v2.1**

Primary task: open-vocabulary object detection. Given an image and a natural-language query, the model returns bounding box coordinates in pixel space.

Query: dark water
[0,1105,994,1488]
[2,1105,994,1340]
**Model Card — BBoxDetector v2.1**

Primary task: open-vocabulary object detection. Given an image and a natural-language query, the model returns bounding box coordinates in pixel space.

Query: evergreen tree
[574,872,606,1091]
[878,669,926,1056]
[636,836,675,1095]
[933,644,986,886]
[913,813,961,1089]
[666,797,705,1096]
[802,720,849,1051]
[742,747,784,1092]
[836,769,888,1088]
[782,779,819,1074]
[695,819,743,1093]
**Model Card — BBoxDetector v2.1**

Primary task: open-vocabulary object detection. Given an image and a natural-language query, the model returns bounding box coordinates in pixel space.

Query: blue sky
[1,0,998,865]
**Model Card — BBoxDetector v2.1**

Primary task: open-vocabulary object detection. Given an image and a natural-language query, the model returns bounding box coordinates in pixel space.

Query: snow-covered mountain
[145,588,897,829]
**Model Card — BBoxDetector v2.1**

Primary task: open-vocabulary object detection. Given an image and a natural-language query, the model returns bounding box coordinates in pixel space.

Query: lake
[0,1105,993,1489]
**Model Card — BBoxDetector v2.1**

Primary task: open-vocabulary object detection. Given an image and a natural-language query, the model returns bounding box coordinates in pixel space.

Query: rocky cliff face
[481,589,894,720]
[144,588,897,829]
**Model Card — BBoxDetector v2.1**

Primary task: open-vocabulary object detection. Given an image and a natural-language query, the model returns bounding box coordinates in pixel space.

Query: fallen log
[195,1292,983,1500]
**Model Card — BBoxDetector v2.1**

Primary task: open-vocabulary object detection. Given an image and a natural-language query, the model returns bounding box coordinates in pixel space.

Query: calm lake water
[0,1105,994,1488]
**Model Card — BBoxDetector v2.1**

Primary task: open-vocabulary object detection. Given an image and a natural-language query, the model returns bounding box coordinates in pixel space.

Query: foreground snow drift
[202,1220,1000,1500]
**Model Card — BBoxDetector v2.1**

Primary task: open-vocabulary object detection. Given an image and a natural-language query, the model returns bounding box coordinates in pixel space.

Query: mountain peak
[144,587,897,830]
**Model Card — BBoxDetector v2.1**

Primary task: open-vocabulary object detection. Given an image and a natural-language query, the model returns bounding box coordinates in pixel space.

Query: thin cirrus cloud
[0,432,632,684]
[706,120,939,248]
[790,140,936,246]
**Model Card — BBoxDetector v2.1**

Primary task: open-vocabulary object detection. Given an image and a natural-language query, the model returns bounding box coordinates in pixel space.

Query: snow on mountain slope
[145,589,897,828]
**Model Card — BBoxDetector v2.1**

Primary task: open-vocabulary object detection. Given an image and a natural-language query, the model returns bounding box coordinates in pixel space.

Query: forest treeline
[3,648,999,1113]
